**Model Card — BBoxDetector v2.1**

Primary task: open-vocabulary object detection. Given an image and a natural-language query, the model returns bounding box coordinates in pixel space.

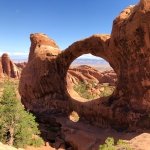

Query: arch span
[56,34,117,74]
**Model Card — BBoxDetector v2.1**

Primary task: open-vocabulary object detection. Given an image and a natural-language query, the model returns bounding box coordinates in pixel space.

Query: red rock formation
[66,65,117,101]
[19,0,150,130]
[67,65,117,86]
[100,70,117,86]
[0,53,20,78]
[15,62,27,70]
[28,33,60,62]
[0,58,4,78]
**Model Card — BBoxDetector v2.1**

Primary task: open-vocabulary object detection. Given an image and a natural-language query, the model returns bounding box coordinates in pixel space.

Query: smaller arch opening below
[67,54,117,102]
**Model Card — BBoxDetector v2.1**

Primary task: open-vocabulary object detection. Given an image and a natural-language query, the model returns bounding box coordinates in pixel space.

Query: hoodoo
[0,53,20,78]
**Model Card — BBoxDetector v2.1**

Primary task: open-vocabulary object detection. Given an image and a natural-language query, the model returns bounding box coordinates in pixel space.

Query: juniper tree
[0,81,44,148]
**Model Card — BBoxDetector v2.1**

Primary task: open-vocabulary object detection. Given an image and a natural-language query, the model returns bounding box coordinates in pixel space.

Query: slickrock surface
[19,0,150,130]
[0,142,57,150]
[36,113,150,150]
[0,142,23,150]
[0,53,20,78]
[59,118,150,150]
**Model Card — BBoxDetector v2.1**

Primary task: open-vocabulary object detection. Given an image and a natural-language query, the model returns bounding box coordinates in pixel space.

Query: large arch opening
[66,54,117,102]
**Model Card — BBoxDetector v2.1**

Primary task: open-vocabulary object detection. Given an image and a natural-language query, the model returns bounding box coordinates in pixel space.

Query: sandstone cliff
[19,0,150,130]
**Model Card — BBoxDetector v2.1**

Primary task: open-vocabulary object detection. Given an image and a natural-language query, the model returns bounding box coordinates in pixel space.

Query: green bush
[73,81,115,100]
[99,84,115,97]
[29,136,44,147]
[0,80,44,148]
[99,137,115,150]
[99,137,132,150]
[73,82,95,100]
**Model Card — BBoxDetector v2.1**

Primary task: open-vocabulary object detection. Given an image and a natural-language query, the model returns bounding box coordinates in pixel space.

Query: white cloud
[78,54,103,60]
[11,52,28,56]
[0,51,10,55]
[0,52,103,60]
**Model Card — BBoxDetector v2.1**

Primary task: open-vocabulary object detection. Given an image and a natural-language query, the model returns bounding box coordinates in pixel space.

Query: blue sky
[0,0,139,59]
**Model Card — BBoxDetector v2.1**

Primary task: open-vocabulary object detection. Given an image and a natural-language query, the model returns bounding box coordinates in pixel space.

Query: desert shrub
[73,82,95,99]
[99,137,132,150]
[73,82,115,100]
[29,136,44,147]
[0,80,44,148]
[99,84,115,97]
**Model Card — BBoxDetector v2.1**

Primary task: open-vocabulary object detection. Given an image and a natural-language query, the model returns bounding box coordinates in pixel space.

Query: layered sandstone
[19,0,150,130]
[67,65,117,100]
[67,65,117,86]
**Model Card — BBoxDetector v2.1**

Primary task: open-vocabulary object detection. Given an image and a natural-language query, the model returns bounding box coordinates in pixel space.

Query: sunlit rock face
[0,53,20,78]
[19,0,150,130]
[28,33,60,62]
[0,58,4,78]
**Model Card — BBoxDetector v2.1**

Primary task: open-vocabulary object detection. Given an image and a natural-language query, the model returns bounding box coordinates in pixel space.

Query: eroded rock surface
[0,53,20,78]
[19,0,150,130]
[0,58,4,78]
[15,62,27,70]
[67,65,117,100]
[67,65,116,86]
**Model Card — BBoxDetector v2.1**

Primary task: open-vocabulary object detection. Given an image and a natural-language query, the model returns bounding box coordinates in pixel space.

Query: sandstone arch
[55,35,117,101]
[19,0,150,129]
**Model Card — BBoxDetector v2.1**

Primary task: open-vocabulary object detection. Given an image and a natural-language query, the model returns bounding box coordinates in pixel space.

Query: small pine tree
[0,80,44,148]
